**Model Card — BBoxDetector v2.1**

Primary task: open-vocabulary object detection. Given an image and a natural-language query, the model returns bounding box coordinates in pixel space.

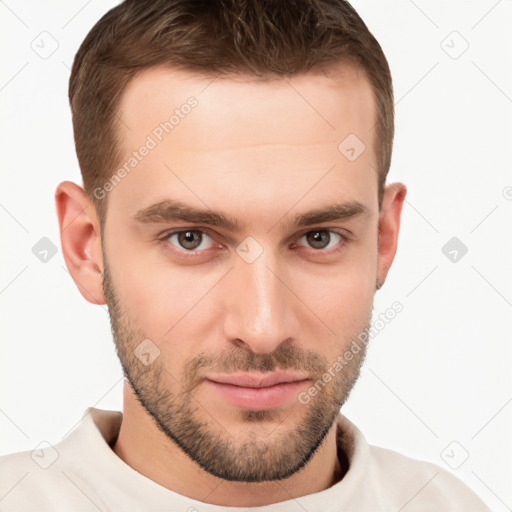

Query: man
[0,0,490,510]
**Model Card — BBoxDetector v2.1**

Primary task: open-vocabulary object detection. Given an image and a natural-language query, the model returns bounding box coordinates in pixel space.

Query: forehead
[118,63,376,149]
[108,64,378,225]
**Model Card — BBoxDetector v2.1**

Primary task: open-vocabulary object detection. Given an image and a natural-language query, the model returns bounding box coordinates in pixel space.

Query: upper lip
[206,371,310,388]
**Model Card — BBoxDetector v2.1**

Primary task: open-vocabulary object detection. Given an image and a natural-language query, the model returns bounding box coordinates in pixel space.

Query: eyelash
[157,227,351,258]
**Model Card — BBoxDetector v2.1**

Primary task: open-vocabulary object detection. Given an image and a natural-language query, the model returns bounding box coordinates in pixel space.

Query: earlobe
[55,181,106,305]
[376,182,407,290]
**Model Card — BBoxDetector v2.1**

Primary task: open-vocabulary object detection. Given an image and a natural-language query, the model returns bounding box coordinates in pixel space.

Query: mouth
[204,372,310,411]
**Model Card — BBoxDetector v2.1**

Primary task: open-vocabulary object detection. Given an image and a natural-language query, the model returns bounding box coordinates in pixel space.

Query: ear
[376,182,407,290]
[55,181,106,305]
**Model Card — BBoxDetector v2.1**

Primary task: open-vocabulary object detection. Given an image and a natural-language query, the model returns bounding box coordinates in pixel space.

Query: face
[101,64,380,482]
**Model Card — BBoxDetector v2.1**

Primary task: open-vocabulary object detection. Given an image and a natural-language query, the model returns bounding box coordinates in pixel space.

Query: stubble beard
[102,256,371,482]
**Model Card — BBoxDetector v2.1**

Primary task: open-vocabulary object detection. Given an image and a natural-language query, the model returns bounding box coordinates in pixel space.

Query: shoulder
[0,411,112,512]
[0,448,105,511]
[368,445,491,511]
[0,448,61,509]
[336,414,490,511]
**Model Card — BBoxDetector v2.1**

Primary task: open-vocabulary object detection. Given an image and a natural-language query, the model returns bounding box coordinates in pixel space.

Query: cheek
[117,266,210,335]
[106,236,222,367]
[104,234,178,334]
[292,238,377,344]
[295,240,377,361]
[300,275,374,341]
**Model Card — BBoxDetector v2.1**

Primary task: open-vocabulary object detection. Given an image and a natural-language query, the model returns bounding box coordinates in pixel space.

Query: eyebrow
[133,199,369,231]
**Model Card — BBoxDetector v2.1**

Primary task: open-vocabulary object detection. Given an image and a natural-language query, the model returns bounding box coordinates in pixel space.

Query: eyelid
[158,227,219,252]
[160,226,217,239]
[294,226,352,240]
[291,228,350,253]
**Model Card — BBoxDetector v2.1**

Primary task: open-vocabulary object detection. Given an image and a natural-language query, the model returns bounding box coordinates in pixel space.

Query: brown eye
[166,230,215,251]
[306,230,330,249]
[297,230,345,251]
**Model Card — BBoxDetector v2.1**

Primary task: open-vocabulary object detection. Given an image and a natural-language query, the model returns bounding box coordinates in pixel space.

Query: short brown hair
[69,0,394,220]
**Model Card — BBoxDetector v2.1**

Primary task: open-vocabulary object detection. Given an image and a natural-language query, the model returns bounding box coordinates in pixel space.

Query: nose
[221,250,298,354]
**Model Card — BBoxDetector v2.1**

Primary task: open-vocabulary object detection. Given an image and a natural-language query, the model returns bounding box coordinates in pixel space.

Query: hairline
[94,60,383,226]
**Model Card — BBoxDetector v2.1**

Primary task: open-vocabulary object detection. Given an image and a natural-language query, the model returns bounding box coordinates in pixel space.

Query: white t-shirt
[0,407,490,511]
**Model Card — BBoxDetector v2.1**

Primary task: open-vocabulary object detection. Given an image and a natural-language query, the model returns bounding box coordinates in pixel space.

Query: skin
[55,63,406,507]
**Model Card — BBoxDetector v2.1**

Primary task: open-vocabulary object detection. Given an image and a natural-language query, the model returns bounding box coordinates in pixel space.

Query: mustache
[179,343,328,392]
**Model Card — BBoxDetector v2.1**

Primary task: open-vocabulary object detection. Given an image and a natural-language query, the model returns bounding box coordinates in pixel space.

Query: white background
[1,1,511,510]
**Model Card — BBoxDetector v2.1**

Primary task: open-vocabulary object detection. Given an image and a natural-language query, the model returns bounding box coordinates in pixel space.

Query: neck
[112,382,347,507]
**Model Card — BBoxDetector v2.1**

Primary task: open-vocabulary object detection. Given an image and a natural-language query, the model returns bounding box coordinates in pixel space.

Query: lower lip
[205,379,309,411]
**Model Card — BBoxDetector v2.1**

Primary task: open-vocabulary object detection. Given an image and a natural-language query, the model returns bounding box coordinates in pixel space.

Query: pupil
[309,230,329,249]
[180,231,200,249]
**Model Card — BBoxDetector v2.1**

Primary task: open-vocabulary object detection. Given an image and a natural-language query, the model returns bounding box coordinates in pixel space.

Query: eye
[295,229,347,251]
[159,227,349,257]
[165,229,216,251]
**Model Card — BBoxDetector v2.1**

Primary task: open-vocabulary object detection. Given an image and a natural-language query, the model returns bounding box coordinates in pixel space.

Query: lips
[206,371,309,388]
[204,372,310,411]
